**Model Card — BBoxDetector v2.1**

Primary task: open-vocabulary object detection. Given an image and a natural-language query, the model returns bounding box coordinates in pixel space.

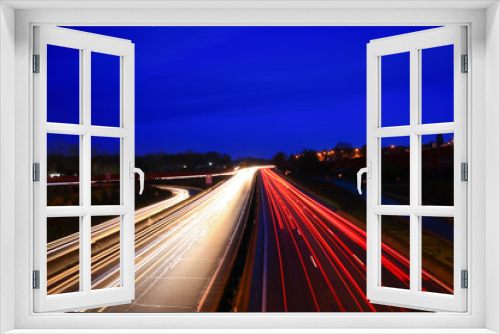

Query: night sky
[49,26,453,159]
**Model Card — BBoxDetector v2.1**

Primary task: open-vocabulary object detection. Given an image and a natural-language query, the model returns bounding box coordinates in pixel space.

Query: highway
[48,166,451,313]
[87,167,258,312]
[252,168,452,312]
[47,186,191,295]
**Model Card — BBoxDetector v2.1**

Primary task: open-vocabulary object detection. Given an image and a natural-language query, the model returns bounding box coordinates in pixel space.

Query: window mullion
[82,48,92,294]
[409,48,420,294]
[122,52,135,294]
[77,137,85,298]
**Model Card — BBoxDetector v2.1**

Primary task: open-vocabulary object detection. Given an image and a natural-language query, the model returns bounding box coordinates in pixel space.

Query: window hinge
[461,54,468,73]
[33,163,40,182]
[33,270,40,289]
[461,162,468,181]
[461,270,468,289]
[33,54,40,73]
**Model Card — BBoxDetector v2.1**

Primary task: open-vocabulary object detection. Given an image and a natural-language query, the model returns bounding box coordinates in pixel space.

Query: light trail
[99,167,259,312]
[258,168,453,312]
[47,187,189,260]
[47,168,262,312]
[47,187,190,295]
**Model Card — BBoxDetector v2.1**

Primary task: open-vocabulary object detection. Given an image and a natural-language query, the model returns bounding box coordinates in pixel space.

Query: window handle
[130,162,145,195]
[357,162,371,195]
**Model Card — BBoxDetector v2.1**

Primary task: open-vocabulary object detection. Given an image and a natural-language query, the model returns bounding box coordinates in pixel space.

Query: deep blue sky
[48,26,453,159]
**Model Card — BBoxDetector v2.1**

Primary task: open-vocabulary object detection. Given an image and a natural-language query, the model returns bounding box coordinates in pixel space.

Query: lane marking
[310,255,318,269]
[352,253,365,267]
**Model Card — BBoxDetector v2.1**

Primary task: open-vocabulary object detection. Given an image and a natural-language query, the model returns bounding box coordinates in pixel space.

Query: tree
[334,142,354,150]
[436,134,444,147]
[296,149,326,175]
[272,152,288,171]
[334,142,354,160]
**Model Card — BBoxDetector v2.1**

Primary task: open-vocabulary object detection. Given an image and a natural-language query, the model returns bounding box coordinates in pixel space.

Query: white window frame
[366,26,467,312]
[33,26,136,312]
[1,2,499,334]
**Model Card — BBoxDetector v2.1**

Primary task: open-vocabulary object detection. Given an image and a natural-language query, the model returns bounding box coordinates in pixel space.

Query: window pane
[421,45,454,124]
[47,217,80,295]
[421,217,454,295]
[381,52,410,127]
[91,216,121,290]
[421,133,454,206]
[381,215,410,290]
[381,137,410,205]
[47,45,80,124]
[91,52,120,127]
[91,137,121,206]
[47,134,80,206]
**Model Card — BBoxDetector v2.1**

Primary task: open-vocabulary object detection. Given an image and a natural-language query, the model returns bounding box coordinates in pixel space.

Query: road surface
[87,167,258,312]
[249,168,452,312]
[47,186,191,295]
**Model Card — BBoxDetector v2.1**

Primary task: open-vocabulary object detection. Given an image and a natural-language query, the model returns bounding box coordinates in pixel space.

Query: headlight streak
[47,167,259,312]
[114,167,259,312]
[47,187,190,260]
[47,187,192,295]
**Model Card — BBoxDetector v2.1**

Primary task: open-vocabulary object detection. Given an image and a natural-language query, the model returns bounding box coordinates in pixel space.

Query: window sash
[366,26,468,312]
[33,25,136,313]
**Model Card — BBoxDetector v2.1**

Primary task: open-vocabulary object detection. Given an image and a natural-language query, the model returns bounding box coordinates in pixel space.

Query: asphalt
[90,168,258,312]
[248,169,451,312]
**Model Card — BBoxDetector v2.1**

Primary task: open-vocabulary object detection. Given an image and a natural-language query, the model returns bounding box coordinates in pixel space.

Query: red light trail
[258,168,452,312]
